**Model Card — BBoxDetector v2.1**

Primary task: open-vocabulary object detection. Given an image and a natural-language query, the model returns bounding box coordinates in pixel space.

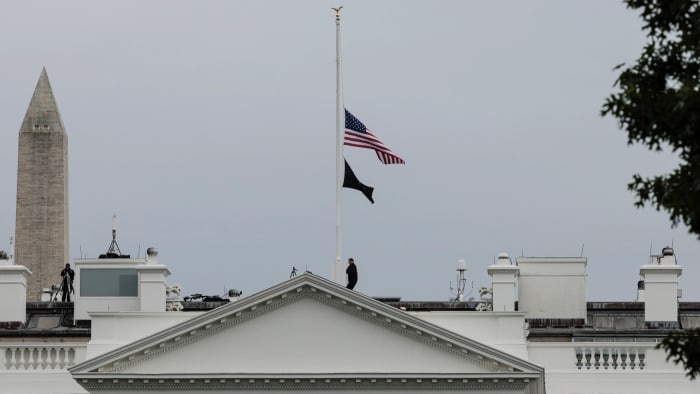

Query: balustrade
[575,345,647,370]
[1,344,86,370]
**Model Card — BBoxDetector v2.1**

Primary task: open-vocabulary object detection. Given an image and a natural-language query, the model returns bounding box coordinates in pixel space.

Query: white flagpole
[333,6,345,285]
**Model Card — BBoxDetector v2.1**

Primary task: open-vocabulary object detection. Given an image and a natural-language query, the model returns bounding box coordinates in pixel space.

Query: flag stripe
[345,131,386,146]
[343,109,405,165]
[345,136,390,150]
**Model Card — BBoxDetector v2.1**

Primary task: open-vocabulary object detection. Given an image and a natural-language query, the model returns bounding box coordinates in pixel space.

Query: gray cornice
[73,373,538,391]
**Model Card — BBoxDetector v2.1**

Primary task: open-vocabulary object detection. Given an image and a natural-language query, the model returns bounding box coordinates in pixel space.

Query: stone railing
[1,343,87,370]
[575,344,648,370]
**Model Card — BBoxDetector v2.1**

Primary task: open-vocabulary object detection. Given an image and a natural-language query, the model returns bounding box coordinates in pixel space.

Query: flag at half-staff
[343,159,374,204]
[344,109,405,165]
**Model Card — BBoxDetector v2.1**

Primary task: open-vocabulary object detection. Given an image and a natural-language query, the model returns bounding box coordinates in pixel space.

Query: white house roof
[70,273,544,392]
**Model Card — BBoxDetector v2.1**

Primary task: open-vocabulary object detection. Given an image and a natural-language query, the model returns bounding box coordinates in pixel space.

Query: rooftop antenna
[107,213,122,255]
[9,236,14,264]
[580,243,585,257]
[455,259,467,301]
[100,213,130,258]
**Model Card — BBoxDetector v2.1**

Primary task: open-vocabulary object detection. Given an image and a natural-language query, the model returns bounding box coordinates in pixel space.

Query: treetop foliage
[604,0,700,380]
[602,0,700,237]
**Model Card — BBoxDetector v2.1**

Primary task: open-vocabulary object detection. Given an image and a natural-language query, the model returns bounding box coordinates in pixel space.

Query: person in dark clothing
[60,263,75,302]
[346,258,358,290]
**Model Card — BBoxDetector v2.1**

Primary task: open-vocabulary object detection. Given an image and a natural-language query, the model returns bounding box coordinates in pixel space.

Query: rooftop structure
[0,245,698,393]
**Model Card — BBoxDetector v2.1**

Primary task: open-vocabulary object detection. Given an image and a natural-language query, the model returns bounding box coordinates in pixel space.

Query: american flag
[344,109,405,165]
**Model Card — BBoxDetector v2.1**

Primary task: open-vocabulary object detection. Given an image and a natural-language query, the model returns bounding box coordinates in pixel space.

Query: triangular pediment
[71,274,544,392]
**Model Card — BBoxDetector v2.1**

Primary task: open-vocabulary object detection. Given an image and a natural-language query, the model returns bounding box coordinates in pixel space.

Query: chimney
[146,247,159,265]
[487,253,519,312]
[140,248,169,312]
[636,278,645,302]
[0,256,32,325]
[639,246,682,324]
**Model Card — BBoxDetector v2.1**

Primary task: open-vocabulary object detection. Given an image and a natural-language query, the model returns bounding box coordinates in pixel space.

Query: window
[80,269,138,297]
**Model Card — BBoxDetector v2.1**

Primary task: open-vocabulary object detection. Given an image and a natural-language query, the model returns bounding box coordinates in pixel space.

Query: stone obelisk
[15,68,69,301]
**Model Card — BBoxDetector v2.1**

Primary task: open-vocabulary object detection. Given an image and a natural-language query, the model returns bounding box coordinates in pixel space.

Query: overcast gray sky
[1,1,698,302]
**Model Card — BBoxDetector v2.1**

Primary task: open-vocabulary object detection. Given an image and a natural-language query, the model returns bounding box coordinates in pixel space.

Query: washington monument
[15,68,69,300]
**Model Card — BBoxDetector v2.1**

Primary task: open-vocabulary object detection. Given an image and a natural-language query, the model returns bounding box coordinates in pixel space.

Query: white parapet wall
[0,342,89,394]
[516,257,587,321]
[528,341,700,394]
[0,342,87,371]
[410,311,529,360]
[86,312,204,359]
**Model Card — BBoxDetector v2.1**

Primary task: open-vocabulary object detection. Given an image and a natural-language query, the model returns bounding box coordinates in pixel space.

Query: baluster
[40,347,48,370]
[31,348,38,370]
[58,347,66,369]
[61,347,72,369]
[46,347,54,370]
[638,350,646,370]
[629,350,637,370]
[5,348,14,370]
[611,349,619,369]
[602,348,610,369]
[594,348,601,369]
[54,347,62,370]
[585,349,592,369]
[15,348,21,370]
[11,348,19,370]
[575,348,583,369]
[67,347,75,367]
[25,348,32,370]
[2,348,9,370]
[26,348,33,370]
[19,348,27,370]
[49,347,57,370]
[620,349,628,369]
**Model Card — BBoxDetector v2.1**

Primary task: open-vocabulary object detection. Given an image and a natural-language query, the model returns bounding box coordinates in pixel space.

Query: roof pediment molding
[71,274,544,392]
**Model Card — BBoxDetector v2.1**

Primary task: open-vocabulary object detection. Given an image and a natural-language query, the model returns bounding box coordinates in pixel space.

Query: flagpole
[333,6,345,285]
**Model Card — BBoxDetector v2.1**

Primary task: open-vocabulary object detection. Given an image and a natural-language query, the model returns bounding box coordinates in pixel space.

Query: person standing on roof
[60,263,75,302]
[346,258,358,290]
